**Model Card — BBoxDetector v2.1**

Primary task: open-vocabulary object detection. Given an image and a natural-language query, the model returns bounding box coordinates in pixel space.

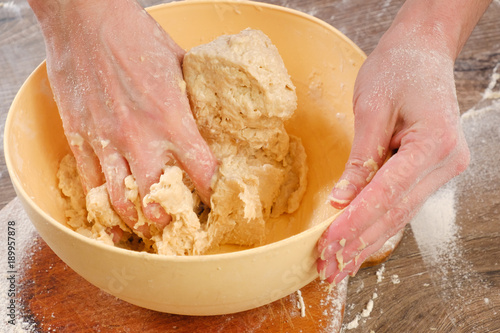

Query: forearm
[27,0,109,26]
[383,0,492,60]
[27,0,139,42]
[27,0,150,66]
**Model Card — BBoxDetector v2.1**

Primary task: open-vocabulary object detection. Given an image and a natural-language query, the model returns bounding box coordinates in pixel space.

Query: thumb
[329,99,393,209]
[173,132,219,206]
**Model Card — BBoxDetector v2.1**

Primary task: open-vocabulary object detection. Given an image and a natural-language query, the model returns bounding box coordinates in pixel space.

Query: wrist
[28,0,105,23]
[382,0,491,60]
[27,0,125,37]
[28,0,136,52]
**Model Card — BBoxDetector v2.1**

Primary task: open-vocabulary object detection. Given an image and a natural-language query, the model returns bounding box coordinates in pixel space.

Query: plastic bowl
[4,0,365,315]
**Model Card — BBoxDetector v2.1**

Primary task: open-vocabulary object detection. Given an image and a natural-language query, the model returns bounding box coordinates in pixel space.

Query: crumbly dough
[57,29,307,255]
[184,29,307,248]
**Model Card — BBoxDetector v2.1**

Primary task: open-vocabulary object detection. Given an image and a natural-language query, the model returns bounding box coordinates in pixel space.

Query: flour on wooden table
[320,278,348,333]
[341,268,382,332]
[0,198,38,332]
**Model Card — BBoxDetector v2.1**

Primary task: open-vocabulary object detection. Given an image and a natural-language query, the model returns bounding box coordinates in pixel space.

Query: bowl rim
[4,0,361,264]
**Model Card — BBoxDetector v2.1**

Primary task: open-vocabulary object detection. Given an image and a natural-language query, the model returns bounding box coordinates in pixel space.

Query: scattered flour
[481,63,500,100]
[410,183,459,262]
[296,289,306,317]
[375,264,385,283]
[344,314,360,330]
[342,266,384,331]
[360,299,374,318]
[343,292,378,331]
[321,279,348,333]
[390,274,400,285]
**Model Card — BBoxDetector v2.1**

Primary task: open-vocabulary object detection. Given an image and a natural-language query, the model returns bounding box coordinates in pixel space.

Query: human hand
[317,22,470,284]
[30,0,218,237]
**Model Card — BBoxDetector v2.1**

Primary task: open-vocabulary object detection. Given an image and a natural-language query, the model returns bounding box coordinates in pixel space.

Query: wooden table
[1,0,500,332]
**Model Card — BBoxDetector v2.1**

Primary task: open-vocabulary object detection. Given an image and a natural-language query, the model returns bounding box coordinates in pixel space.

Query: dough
[184,29,307,248]
[57,29,308,255]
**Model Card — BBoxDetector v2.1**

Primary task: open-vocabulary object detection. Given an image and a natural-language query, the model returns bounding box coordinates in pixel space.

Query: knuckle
[373,170,409,213]
[386,206,410,232]
[454,146,470,174]
[428,127,470,176]
[403,127,460,169]
[345,156,379,185]
[143,203,163,222]
[107,186,135,218]
[434,130,459,161]
[407,135,439,167]
[378,183,401,214]
[352,94,371,117]
[450,137,470,175]
[113,198,133,218]
[353,93,390,120]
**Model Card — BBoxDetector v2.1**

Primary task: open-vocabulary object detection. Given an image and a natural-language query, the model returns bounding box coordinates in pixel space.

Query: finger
[166,101,219,206]
[126,148,172,230]
[135,61,218,206]
[323,219,408,285]
[107,225,124,244]
[173,138,218,206]
[328,97,393,209]
[68,139,104,193]
[96,149,148,236]
[317,255,351,285]
[159,27,185,61]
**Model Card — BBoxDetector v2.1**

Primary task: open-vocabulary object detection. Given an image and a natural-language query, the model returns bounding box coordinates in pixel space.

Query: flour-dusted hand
[28,0,218,237]
[317,0,492,284]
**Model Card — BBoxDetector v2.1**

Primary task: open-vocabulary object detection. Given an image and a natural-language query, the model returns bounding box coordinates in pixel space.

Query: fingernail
[320,246,328,261]
[349,266,360,277]
[320,242,341,261]
[358,236,367,251]
[327,280,336,293]
[319,266,327,280]
[354,253,361,265]
[328,180,357,206]
[336,249,346,272]
[334,272,349,285]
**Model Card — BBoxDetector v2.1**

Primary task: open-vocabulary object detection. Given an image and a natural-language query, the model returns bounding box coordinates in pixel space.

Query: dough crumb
[363,158,379,182]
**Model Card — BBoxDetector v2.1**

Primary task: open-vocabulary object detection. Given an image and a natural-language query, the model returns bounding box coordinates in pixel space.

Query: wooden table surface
[1,0,500,332]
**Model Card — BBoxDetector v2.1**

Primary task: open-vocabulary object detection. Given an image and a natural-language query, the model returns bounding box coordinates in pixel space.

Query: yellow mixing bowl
[4,0,364,315]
